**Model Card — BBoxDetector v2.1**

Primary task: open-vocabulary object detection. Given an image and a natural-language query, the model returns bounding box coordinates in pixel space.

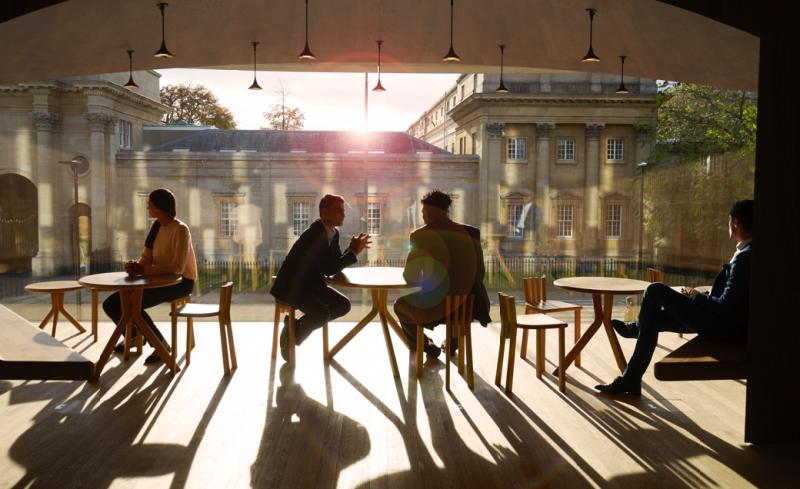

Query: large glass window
[118,120,132,149]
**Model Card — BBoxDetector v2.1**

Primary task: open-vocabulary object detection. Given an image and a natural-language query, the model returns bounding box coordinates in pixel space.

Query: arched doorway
[0,173,38,273]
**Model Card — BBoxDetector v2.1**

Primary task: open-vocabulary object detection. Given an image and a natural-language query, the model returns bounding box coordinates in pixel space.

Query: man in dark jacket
[271,194,370,361]
[596,199,754,395]
[394,189,491,359]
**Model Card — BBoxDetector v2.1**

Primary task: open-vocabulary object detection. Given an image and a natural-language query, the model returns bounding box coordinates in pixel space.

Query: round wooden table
[553,277,650,375]
[325,267,415,378]
[79,272,182,380]
[24,280,87,336]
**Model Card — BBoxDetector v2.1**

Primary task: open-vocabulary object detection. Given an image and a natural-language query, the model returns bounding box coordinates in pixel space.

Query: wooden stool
[172,282,236,374]
[522,276,582,367]
[496,293,568,394]
[272,300,329,366]
[24,280,87,337]
[415,294,475,390]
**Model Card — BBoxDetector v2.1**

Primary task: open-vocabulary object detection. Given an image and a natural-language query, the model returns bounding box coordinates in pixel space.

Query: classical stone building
[2,70,657,277]
[408,72,658,258]
[0,71,165,274]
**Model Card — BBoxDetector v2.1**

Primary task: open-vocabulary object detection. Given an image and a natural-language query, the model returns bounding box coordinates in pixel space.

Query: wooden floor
[1,306,798,488]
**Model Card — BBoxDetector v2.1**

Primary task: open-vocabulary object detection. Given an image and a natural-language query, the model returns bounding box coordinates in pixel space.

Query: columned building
[408,72,657,258]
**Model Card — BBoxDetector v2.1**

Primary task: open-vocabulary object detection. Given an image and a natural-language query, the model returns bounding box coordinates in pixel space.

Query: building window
[118,120,132,149]
[556,204,574,239]
[506,203,524,238]
[557,138,576,161]
[606,203,622,238]
[507,137,526,161]
[471,132,476,155]
[292,201,311,236]
[607,138,624,162]
[219,201,238,238]
[473,74,478,93]
[460,85,465,101]
[367,202,381,235]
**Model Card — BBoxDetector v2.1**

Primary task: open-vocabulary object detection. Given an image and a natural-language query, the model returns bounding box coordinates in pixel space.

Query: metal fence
[0,255,719,299]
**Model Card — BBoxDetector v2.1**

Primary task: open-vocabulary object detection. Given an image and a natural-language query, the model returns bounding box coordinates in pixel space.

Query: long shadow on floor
[7,361,231,489]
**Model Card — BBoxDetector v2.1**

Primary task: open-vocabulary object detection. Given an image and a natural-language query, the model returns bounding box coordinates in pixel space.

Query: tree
[643,82,757,264]
[262,83,305,130]
[160,83,236,129]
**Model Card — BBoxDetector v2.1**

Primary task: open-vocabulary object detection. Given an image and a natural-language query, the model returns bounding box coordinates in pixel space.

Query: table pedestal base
[554,293,627,376]
[37,291,86,336]
[326,289,409,378]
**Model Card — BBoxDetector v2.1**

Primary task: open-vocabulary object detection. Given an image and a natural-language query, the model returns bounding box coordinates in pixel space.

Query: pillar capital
[486,122,505,139]
[30,111,60,132]
[86,112,116,132]
[536,122,555,139]
[585,123,605,140]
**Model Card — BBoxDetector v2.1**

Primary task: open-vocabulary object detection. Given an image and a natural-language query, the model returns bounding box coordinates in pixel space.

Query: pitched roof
[145,129,452,155]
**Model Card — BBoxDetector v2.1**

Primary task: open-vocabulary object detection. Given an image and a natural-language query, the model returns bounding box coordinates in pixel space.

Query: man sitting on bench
[595,199,754,395]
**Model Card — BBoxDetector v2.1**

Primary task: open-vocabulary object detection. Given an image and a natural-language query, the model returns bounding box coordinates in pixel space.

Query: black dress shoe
[611,319,639,339]
[144,345,171,364]
[440,338,458,357]
[279,315,290,362]
[594,376,641,395]
[113,330,140,353]
[423,337,442,360]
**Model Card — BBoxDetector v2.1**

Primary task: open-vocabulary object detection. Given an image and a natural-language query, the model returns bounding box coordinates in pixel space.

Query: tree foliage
[644,83,757,263]
[160,83,236,129]
[262,83,305,130]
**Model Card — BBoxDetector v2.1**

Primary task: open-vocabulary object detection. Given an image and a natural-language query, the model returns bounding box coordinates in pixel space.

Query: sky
[157,69,459,132]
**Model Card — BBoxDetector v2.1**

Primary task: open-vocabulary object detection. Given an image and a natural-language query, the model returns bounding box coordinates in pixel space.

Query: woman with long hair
[102,188,197,364]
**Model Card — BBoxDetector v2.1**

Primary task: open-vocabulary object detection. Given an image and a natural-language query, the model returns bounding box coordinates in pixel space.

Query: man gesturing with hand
[271,194,371,361]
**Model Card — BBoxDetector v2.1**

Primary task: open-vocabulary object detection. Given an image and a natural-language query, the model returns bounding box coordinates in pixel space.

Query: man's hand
[348,233,372,255]
[681,286,701,299]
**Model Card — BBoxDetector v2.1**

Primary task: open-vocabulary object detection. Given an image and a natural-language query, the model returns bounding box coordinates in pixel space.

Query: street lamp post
[637,161,648,272]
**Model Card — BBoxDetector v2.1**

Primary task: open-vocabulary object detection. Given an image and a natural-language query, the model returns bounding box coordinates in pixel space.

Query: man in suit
[596,199,754,395]
[394,189,491,359]
[271,194,370,361]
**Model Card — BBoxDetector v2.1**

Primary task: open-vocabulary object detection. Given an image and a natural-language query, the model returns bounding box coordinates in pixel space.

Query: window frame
[605,202,622,239]
[556,137,576,163]
[291,201,312,237]
[606,137,625,163]
[218,200,238,238]
[118,119,132,149]
[506,137,527,162]
[556,204,575,239]
[506,202,525,238]
[366,201,382,236]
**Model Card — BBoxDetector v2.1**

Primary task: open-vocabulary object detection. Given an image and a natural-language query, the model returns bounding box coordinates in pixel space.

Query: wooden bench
[0,304,94,381]
[654,336,748,381]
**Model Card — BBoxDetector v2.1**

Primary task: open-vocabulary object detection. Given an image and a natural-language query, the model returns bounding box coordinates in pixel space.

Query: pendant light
[496,44,508,93]
[249,42,262,90]
[615,55,630,94]
[153,2,174,58]
[124,50,139,89]
[442,0,460,62]
[580,8,600,63]
[298,0,316,60]
[372,40,386,92]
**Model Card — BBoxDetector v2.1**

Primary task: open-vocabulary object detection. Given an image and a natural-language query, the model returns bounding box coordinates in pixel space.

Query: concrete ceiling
[0,0,758,90]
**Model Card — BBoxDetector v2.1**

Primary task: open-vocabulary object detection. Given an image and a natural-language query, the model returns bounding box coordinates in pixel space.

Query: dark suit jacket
[692,242,752,340]
[401,218,491,326]
[270,219,357,305]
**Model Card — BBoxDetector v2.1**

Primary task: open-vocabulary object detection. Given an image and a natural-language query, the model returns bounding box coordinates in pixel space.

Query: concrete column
[584,123,605,254]
[483,122,505,254]
[30,111,60,275]
[86,112,112,263]
[535,122,554,246]
[104,116,118,264]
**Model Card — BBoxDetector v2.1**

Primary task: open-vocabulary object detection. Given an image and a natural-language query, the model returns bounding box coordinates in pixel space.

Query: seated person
[596,199,754,395]
[103,188,197,364]
[394,189,491,358]
[270,194,370,361]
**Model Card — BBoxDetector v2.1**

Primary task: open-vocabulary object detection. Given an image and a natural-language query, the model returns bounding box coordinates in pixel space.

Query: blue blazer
[692,242,752,340]
[271,219,357,305]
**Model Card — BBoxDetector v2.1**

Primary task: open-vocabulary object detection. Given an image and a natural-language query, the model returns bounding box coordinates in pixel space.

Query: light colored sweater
[139,219,198,281]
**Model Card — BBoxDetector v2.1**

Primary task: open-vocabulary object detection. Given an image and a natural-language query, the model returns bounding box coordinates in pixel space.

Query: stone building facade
[408,72,658,258]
